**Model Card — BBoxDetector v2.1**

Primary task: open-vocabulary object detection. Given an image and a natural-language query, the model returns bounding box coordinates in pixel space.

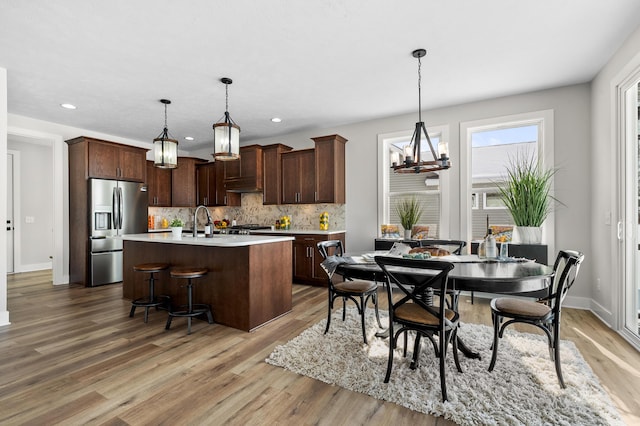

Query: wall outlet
[25,216,35,223]
[596,278,602,291]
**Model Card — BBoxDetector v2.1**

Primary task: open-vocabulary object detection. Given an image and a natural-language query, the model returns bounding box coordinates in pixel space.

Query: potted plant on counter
[170,218,184,238]
[497,152,559,244]
[395,196,423,240]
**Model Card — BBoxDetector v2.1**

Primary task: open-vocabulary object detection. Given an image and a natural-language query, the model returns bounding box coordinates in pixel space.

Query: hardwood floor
[1,270,639,425]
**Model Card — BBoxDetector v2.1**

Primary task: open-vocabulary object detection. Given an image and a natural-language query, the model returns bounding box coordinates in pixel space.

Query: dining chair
[488,249,585,388]
[375,255,462,402]
[317,240,383,344]
[417,239,467,255]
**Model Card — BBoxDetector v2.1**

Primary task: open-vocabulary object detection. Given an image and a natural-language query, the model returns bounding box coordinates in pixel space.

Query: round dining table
[335,254,555,359]
[336,255,554,294]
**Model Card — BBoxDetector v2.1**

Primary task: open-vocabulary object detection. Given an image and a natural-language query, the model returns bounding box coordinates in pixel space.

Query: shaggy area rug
[266,309,623,425]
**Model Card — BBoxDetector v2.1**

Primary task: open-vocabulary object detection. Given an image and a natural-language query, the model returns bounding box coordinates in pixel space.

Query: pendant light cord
[164,103,168,131]
[225,82,229,113]
[417,54,422,124]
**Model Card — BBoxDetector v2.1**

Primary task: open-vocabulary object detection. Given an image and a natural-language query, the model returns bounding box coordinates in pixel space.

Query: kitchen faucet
[193,205,213,237]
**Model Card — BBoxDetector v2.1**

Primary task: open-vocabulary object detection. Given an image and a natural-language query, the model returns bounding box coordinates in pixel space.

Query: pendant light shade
[212,77,240,161]
[391,49,451,174]
[153,99,178,169]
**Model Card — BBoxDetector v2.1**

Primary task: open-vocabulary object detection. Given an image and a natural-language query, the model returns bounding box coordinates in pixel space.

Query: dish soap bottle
[204,218,214,238]
[485,228,497,259]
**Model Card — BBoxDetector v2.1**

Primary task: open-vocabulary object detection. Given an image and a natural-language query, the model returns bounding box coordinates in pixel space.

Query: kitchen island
[122,233,294,332]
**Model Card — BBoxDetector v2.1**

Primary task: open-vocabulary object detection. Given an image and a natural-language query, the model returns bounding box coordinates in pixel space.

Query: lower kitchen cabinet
[292,233,345,286]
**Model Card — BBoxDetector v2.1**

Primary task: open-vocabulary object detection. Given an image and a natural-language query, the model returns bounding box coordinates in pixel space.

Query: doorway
[6,128,65,284]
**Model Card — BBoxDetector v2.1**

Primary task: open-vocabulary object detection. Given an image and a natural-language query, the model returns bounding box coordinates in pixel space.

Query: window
[378,126,450,238]
[461,110,554,250]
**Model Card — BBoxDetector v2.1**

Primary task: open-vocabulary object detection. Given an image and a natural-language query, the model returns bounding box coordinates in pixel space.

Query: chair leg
[373,291,383,328]
[342,297,347,321]
[360,295,368,344]
[452,329,463,373]
[403,331,408,357]
[552,323,566,388]
[488,311,500,372]
[324,291,333,335]
[410,333,422,370]
[129,304,136,318]
[384,325,395,383]
[440,330,448,402]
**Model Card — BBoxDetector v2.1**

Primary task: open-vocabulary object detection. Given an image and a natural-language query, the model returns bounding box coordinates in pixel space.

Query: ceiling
[2,1,640,151]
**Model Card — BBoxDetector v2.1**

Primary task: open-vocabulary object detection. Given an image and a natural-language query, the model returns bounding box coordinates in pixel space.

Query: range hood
[224,145,263,193]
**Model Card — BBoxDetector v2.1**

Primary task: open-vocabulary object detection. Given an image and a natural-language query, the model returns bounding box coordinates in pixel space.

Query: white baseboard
[17,262,53,273]
[0,310,10,327]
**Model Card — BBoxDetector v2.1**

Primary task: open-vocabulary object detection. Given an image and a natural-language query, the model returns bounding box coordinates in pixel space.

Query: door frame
[6,150,20,274]
[615,67,640,350]
[7,127,66,285]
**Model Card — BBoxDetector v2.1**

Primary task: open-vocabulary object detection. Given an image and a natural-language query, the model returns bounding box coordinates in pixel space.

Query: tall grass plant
[497,153,558,227]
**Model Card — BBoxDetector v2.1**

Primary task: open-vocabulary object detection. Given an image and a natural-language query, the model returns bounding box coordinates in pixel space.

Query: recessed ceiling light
[271,117,282,123]
[60,103,76,110]
[185,136,194,141]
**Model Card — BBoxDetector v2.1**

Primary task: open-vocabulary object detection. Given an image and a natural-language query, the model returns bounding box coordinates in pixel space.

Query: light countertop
[251,229,346,235]
[122,233,294,247]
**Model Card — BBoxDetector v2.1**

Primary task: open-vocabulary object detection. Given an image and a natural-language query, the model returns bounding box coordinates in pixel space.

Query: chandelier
[153,99,178,169]
[391,49,451,174]
[212,77,240,161]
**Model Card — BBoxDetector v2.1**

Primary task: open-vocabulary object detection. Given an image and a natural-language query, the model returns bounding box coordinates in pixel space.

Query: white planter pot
[513,226,542,244]
[171,227,183,238]
[404,229,412,240]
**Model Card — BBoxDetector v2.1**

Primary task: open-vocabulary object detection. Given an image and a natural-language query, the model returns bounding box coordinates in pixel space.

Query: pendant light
[212,77,240,161]
[153,99,178,169]
[391,49,451,174]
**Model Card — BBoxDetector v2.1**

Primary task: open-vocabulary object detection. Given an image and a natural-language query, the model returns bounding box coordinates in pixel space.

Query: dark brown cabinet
[224,145,264,192]
[281,149,316,204]
[146,161,172,206]
[66,136,148,286]
[172,157,206,207]
[292,233,345,285]
[196,162,240,207]
[67,136,147,182]
[313,134,346,204]
[262,144,293,205]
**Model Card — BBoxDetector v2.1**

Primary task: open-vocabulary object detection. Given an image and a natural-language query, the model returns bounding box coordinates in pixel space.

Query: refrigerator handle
[118,187,124,230]
[112,187,119,230]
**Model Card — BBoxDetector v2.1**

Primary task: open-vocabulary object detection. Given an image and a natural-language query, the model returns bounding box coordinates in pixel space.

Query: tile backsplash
[148,193,346,231]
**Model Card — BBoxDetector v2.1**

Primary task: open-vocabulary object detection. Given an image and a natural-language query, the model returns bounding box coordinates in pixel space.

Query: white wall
[0,67,9,326]
[211,84,593,301]
[8,137,54,271]
[6,114,155,286]
[591,24,640,326]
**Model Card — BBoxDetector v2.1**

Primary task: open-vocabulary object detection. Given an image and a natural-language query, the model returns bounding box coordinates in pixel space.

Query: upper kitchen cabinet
[224,145,264,193]
[262,143,293,205]
[281,149,316,204]
[66,136,148,182]
[312,134,347,204]
[196,162,240,207]
[146,161,172,206]
[172,157,207,207]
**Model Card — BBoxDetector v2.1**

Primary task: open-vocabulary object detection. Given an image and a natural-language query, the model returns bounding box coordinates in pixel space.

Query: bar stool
[130,262,171,323]
[166,266,213,334]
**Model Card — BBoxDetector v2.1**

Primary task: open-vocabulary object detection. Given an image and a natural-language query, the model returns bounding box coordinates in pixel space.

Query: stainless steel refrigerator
[89,178,148,286]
